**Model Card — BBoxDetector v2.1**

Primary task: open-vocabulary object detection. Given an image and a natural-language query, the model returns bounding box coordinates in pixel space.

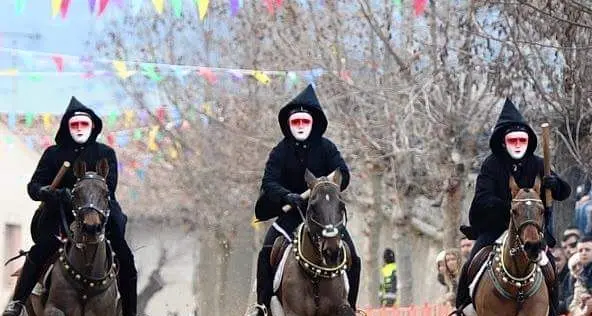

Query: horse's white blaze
[325,194,330,201]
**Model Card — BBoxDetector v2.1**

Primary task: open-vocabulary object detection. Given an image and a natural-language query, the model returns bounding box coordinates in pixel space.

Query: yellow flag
[251,215,262,231]
[112,61,135,79]
[252,71,271,85]
[169,146,178,159]
[152,0,164,14]
[197,0,209,20]
[51,0,62,18]
[202,103,213,116]
[42,113,53,130]
[124,110,135,127]
[147,125,159,151]
[0,69,19,76]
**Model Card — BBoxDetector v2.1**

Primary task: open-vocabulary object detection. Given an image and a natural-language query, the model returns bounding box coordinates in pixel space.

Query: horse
[470,176,551,316]
[27,159,120,316]
[273,168,355,316]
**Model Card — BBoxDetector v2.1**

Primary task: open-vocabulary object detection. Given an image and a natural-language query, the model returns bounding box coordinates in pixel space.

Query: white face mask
[69,115,93,144]
[504,131,529,160]
[289,112,313,141]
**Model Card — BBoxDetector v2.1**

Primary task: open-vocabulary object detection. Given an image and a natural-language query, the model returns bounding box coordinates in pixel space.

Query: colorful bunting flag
[147,125,159,151]
[124,110,135,127]
[152,0,164,14]
[88,0,96,13]
[230,0,239,16]
[197,67,217,84]
[113,60,135,79]
[51,0,62,18]
[42,113,52,130]
[172,0,182,17]
[98,0,109,16]
[197,0,209,20]
[252,71,271,85]
[414,0,427,16]
[52,55,64,72]
[141,63,162,81]
[60,0,71,18]
[25,113,34,127]
[15,0,26,15]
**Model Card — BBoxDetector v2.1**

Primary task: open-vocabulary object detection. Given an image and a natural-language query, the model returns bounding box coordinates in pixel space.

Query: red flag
[198,67,217,84]
[156,106,167,123]
[413,0,427,16]
[52,55,64,72]
[60,0,71,18]
[107,132,115,146]
[98,0,109,16]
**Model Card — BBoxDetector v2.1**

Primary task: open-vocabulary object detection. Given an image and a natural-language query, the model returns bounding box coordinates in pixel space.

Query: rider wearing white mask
[253,84,361,316]
[455,98,571,316]
[3,97,138,316]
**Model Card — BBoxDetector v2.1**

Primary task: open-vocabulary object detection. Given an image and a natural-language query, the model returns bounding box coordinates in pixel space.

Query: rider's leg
[256,226,282,315]
[3,233,61,316]
[342,230,361,310]
[455,234,495,310]
[546,250,558,316]
[106,205,137,316]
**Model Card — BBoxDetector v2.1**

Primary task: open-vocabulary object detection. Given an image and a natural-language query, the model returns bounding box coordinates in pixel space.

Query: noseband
[510,198,545,257]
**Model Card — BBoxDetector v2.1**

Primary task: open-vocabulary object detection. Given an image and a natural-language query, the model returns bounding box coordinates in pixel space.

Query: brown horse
[28,159,120,316]
[275,168,355,316]
[472,176,549,316]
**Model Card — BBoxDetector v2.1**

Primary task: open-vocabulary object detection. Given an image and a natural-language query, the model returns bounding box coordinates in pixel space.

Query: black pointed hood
[55,97,103,146]
[278,84,328,140]
[489,98,537,157]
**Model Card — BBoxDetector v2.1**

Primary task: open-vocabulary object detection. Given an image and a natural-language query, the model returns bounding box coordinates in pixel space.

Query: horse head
[71,159,111,246]
[304,168,346,266]
[509,176,545,261]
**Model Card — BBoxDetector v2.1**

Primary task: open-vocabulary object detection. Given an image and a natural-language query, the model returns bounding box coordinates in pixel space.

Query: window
[4,224,22,288]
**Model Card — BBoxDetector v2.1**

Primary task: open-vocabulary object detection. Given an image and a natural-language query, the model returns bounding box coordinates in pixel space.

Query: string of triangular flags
[0,47,332,85]
[11,0,428,20]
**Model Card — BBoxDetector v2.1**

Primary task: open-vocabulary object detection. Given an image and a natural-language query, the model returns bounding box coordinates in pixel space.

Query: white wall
[0,124,39,305]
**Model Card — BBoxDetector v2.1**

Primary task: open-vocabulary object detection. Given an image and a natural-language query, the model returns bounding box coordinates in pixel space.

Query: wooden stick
[282,171,336,212]
[541,123,553,208]
[39,161,70,209]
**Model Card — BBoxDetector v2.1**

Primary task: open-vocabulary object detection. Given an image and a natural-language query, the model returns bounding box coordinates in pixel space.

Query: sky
[0,1,138,115]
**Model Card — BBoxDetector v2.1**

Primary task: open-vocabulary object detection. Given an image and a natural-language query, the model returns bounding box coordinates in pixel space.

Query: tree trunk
[137,247,167,314]
[442,163,466,249]
[391,192,413,306]
[365,169,384,307]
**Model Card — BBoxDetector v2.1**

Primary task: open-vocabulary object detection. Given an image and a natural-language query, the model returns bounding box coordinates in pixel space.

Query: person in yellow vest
[379,248,397,307]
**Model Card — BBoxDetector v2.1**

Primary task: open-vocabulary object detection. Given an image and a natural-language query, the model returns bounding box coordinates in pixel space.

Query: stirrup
[246,304,268,316]
[2,300,25,316]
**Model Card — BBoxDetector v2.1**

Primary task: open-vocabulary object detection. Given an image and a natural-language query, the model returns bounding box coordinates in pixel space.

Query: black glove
[56,188,72,205]
[283,193,305,211]
[38,185,57,202]
[543,175,559,192]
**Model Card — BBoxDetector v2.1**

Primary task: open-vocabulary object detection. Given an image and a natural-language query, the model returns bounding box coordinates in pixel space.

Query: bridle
[294,180,347,265]
[70,173,111,247]
[510,197,545,262]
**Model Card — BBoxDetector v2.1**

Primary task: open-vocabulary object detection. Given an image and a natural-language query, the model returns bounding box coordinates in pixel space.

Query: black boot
[118,275,137,316]
[256,248,273,315]
[347,255,361,310]
[3,258,40,316]
[455,263,471,311]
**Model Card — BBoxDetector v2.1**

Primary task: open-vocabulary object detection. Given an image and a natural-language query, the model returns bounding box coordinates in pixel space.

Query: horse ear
[533,176,542,195]
[509,176,520,197]
[73,161,86,179]
[332,168,343,189]
[96,158,109,179]
[304,169,318,189]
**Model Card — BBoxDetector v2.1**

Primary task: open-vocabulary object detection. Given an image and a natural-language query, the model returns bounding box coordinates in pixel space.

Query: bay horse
[275,168,355,316]
[28,159,120,316]
[472,176,550,316]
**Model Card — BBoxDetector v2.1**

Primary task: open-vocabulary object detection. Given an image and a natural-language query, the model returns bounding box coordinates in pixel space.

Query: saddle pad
[273,244,293,293]
[468,260,488,301]
[32,264,54,296]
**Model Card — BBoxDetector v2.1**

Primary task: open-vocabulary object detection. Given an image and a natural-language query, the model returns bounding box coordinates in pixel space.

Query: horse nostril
[82,223,101,234]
